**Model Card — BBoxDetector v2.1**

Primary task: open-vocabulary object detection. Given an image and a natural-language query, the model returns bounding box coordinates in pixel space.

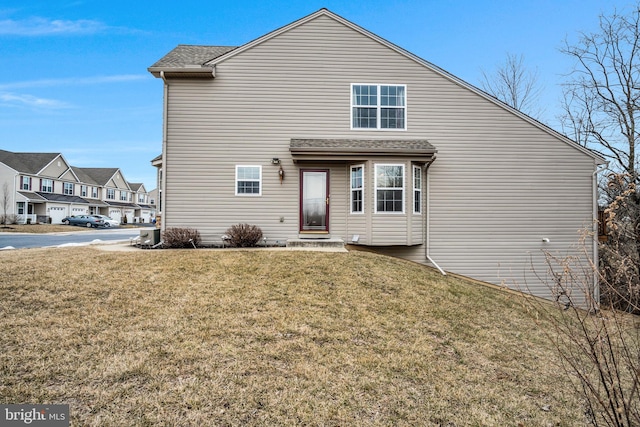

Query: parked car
[93,215,119,227]
[61,215,105,228]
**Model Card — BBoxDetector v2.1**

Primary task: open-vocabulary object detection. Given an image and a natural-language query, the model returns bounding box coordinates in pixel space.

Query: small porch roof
[17,191,47,203]
[105,201,140,209]
[35,192,88,204]
[289,139,437,162]
[83,198,110,207]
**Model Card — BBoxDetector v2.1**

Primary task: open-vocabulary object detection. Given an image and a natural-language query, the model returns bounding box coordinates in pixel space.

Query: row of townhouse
[0,149,155,225]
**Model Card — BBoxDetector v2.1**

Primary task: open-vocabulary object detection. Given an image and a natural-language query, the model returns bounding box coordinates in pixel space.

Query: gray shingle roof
[0,149,60,174]
[70,167,99,185]
[149,45,237,69]
[290,138,436,153]
[18,191,46,202]
[36,192,88,204]
[73,168,119,186]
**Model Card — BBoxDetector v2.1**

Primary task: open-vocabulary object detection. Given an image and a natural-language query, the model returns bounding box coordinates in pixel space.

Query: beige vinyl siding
[161,14,597,298]
[40,157,68,178]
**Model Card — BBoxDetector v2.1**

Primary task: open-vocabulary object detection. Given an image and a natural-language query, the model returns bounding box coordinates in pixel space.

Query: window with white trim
[41,179,53,193]
[21,176,31,190]
[63,182,74,195]
[351,84,406,130]
[413,165,422,214]
[235,165,262,196]
[375,164,404,213]
[92,187,98,198]
[350,165,364,214]
[120,191,128,201]
[107,188,115,199]
[81,185,87,197]
[17,202,25,215]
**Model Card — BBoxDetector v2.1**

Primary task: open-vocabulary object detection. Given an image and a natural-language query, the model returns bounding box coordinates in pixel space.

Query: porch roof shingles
[148,45,237,77]
[35,192,88,204]
[17,191,46,202]
[289,138,437,161]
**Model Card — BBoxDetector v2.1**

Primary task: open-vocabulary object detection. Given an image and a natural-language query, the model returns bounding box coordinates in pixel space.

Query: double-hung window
[352,84,406,130]
[107,188,115,200]
[236,165,262,196]
[63,182,74,195]
[21,176,31,190]
[81,185,87,197]
[413,165,422,214]
[350,165,364,214]
[120,191,128,201]
[41,179,53,193]
[375,164,404,213]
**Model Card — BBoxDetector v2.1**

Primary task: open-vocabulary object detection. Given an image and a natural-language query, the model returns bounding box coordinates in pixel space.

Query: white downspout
[160,71,169,234]
[592,161,608,310]
[425,155,446,275]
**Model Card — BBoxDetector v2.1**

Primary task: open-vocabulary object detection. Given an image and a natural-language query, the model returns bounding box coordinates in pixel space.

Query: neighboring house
[0,149,150,225]
[148,9,606,301]
[150,154,162,227]
[128,183,154,223]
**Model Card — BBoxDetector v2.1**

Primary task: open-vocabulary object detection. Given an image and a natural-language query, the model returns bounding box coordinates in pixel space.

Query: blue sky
[0,0,634,190]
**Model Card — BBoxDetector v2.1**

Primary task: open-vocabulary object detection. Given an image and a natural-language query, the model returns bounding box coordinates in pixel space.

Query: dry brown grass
[0,247,588,426]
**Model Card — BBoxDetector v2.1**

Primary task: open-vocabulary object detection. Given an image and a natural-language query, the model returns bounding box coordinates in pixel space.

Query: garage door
[109,210,122,223]
[48,206,67,224]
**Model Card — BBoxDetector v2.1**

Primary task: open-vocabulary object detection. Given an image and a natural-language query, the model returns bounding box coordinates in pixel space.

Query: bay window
[375,164,405,213]
[350,165,364,213]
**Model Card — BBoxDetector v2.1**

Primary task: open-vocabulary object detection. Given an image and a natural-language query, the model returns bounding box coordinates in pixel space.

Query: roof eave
[290,147,436,163]
[148,66,215,79]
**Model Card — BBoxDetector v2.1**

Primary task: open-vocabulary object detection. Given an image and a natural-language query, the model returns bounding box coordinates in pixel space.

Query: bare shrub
[527,235,640,426]
[225,223,263,248]
[162,227,201,248]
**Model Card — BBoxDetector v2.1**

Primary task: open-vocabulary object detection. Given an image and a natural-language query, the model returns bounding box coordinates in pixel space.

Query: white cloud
[0,92,69,108]
[0,17,106,36]
[0,75,150,90]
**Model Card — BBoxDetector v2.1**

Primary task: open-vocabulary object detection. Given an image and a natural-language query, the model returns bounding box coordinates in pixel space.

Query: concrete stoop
[286,237,346,250]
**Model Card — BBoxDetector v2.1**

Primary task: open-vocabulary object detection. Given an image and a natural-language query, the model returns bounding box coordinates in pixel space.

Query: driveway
[0,227,146,250]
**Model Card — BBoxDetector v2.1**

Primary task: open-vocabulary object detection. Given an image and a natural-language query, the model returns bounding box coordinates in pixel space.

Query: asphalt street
[0,227,147,250]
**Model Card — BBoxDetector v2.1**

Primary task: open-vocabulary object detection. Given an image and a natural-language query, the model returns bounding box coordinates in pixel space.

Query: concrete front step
[286,237,345,249]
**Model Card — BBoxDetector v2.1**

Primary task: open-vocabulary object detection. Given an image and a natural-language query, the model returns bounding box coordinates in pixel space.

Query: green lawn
[0,247,587,426]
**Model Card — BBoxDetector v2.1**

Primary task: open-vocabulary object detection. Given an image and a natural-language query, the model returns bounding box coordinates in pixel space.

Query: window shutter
[29,177,32,190]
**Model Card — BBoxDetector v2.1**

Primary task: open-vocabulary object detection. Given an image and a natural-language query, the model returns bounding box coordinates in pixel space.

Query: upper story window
[21,176,31,191]
[375,164,405,213]
[413,165,422,214]
[120,191,128,201]
[80,185,87,197]
[107,188,115,200]
[63,182,74,195]
[351,84,406,130]
[350,165,364,214]
[41,179,53,193]
[236,165,262,196]
[92,187,98,198]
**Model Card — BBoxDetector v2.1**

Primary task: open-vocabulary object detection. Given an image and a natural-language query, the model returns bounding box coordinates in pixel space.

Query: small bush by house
[163,227,201,248]
[225,224,263,248]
